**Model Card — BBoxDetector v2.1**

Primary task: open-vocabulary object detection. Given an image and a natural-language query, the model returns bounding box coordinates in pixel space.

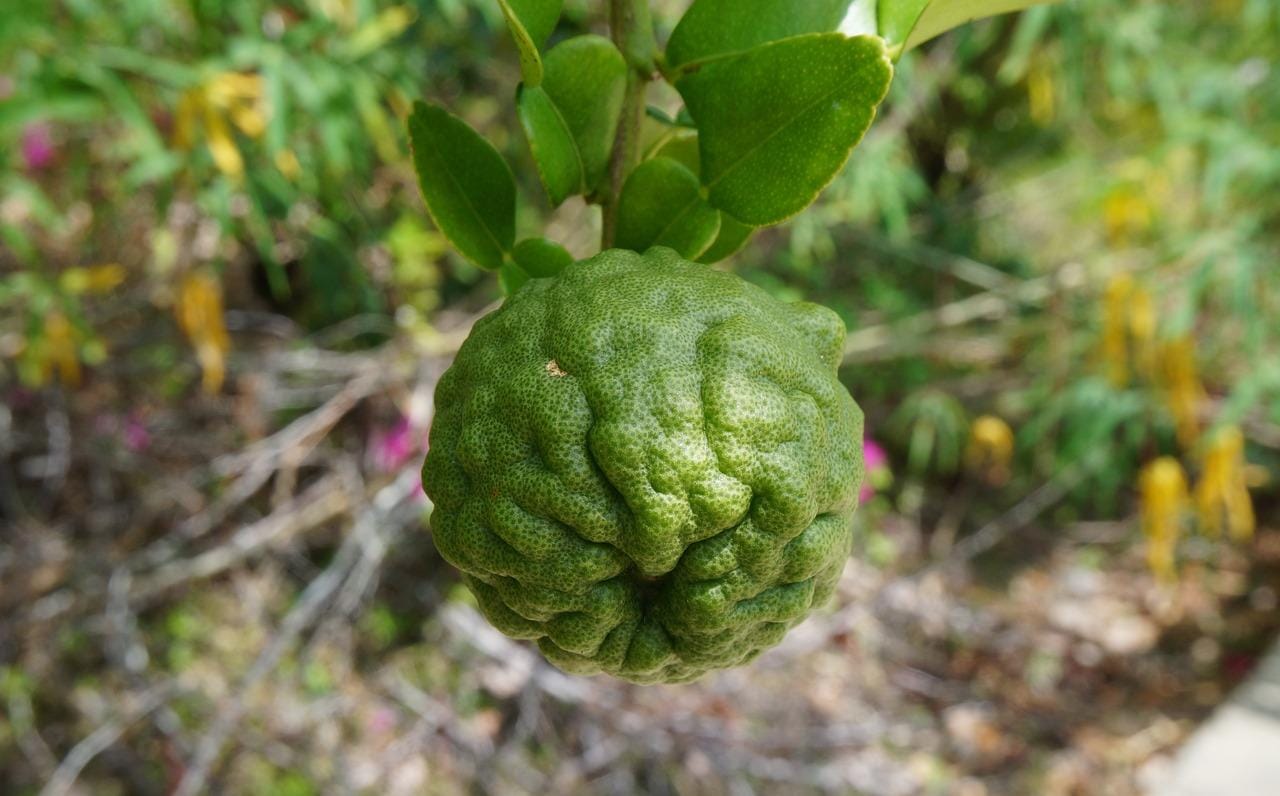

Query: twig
[382,676,494,763]
[40,685,172,796]
[210,369,381,478]
[21,472,351,629]
[600,0,651,248]
[942,453,1100,566]
[105,569,193,759]
[113,370,378,577]
[131,473,351,603]
[41,401,72,494]
[6,687,58,783]
[842,261,1088,362]
[437,603,594,704]
[0,403,26,519]
[172,466,422,796]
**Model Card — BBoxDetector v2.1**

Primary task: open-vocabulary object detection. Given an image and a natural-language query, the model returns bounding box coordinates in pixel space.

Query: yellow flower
[1157,336,1206,448]
[60,264,127,294]
[17,311,86,388]
[210,73,267,139]
[205,72,264,108]
[1195,426,1255,542]
[44,312,83,387]
[1103,186,1152,247]
[1102,274,1132,387]
[347,5,417,60]
[274,149,301,180]
[966,415,1014,486]
[176,271,231,394]
[1140,457,1188,582]
[202,101,244,178]
[1100,273,1160,388]
[1027,59,1056,127]
[173,90,200,152]
[1127,284,1157,381]
[173,71,268,180]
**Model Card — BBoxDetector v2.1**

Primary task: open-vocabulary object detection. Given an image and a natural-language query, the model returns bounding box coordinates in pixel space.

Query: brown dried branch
[39,684,173,796]
[171,466,423,796]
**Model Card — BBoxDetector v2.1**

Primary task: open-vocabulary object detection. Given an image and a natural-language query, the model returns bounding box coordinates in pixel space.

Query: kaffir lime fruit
[423,247,864,683]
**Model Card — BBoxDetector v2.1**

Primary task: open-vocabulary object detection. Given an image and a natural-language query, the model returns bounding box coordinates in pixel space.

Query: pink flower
[93,411,152,452]
[860,438,889,504]
[369,416,419,473]
[123,415,151,452]
[367,706,398,734]
[21,123,55,171]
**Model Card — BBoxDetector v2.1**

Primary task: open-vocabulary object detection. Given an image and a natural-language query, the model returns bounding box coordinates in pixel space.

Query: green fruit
[422,247,864,683]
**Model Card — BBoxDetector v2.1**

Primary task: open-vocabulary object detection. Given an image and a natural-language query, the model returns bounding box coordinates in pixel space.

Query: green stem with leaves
[601,0,655,249]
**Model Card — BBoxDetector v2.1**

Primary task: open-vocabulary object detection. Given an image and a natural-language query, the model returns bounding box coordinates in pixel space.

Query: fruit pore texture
[422,247,864,683]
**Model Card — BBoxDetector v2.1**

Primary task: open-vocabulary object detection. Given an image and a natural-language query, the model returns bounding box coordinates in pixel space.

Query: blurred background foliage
[2,0,1279,793]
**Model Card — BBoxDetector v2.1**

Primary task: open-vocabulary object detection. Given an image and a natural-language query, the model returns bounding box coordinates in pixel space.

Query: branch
[40,685,172,796]
[131,473,351,602]
[842,261,1088,362]
[171,466,422,796]
[600,0,653,249]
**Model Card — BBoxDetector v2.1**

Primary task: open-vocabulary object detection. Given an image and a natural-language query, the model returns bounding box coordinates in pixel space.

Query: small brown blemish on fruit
[545,359,567,377]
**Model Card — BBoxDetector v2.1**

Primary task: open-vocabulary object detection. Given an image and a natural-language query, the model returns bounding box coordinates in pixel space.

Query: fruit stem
[601,0,653,250]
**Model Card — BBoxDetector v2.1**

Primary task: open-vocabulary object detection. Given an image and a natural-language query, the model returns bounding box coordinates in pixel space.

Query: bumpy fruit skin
[423,247,864,683]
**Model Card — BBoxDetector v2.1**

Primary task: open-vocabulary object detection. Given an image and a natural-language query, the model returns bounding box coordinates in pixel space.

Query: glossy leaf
[517,85,583,205]
[407,102,515,270]
[878,0,1061,54]
[497,0,563,86]
[506,0,561,47]
[501,238,573,296]
[677,33,892,226]
[697,214,755,264]
[616,157,720,259]
[512,237,574,277]
[542,35,627,190]
[500,262,532,295]
[873,0,930,47]
[666,0,853,68]
[651,131,700,176]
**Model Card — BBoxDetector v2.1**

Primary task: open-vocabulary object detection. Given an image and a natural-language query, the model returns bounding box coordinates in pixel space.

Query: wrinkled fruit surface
[423,247,864,683]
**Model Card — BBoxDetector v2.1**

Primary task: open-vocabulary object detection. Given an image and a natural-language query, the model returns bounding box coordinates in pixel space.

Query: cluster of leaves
[407,0,1055,291]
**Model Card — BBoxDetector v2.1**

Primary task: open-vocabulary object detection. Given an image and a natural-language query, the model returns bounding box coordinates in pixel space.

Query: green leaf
[506,0,562,47]
[616,157,721,259]
[500,262,531,295]
[666,0,853,68]
[496,0,563,86]
[651,131,701,176]
[517,85,583,205]
[697,214,755,264]
[874,0,931,47]
[500,237,571,294]
[644,105,696,129]
[407,102,516,271]
[512,237,574,277]
[878,0,1061,54]
[676,33,892,226]
[542,35,627,191]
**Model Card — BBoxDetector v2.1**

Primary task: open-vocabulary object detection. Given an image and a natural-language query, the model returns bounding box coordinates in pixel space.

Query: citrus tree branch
[601,0,653,249]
